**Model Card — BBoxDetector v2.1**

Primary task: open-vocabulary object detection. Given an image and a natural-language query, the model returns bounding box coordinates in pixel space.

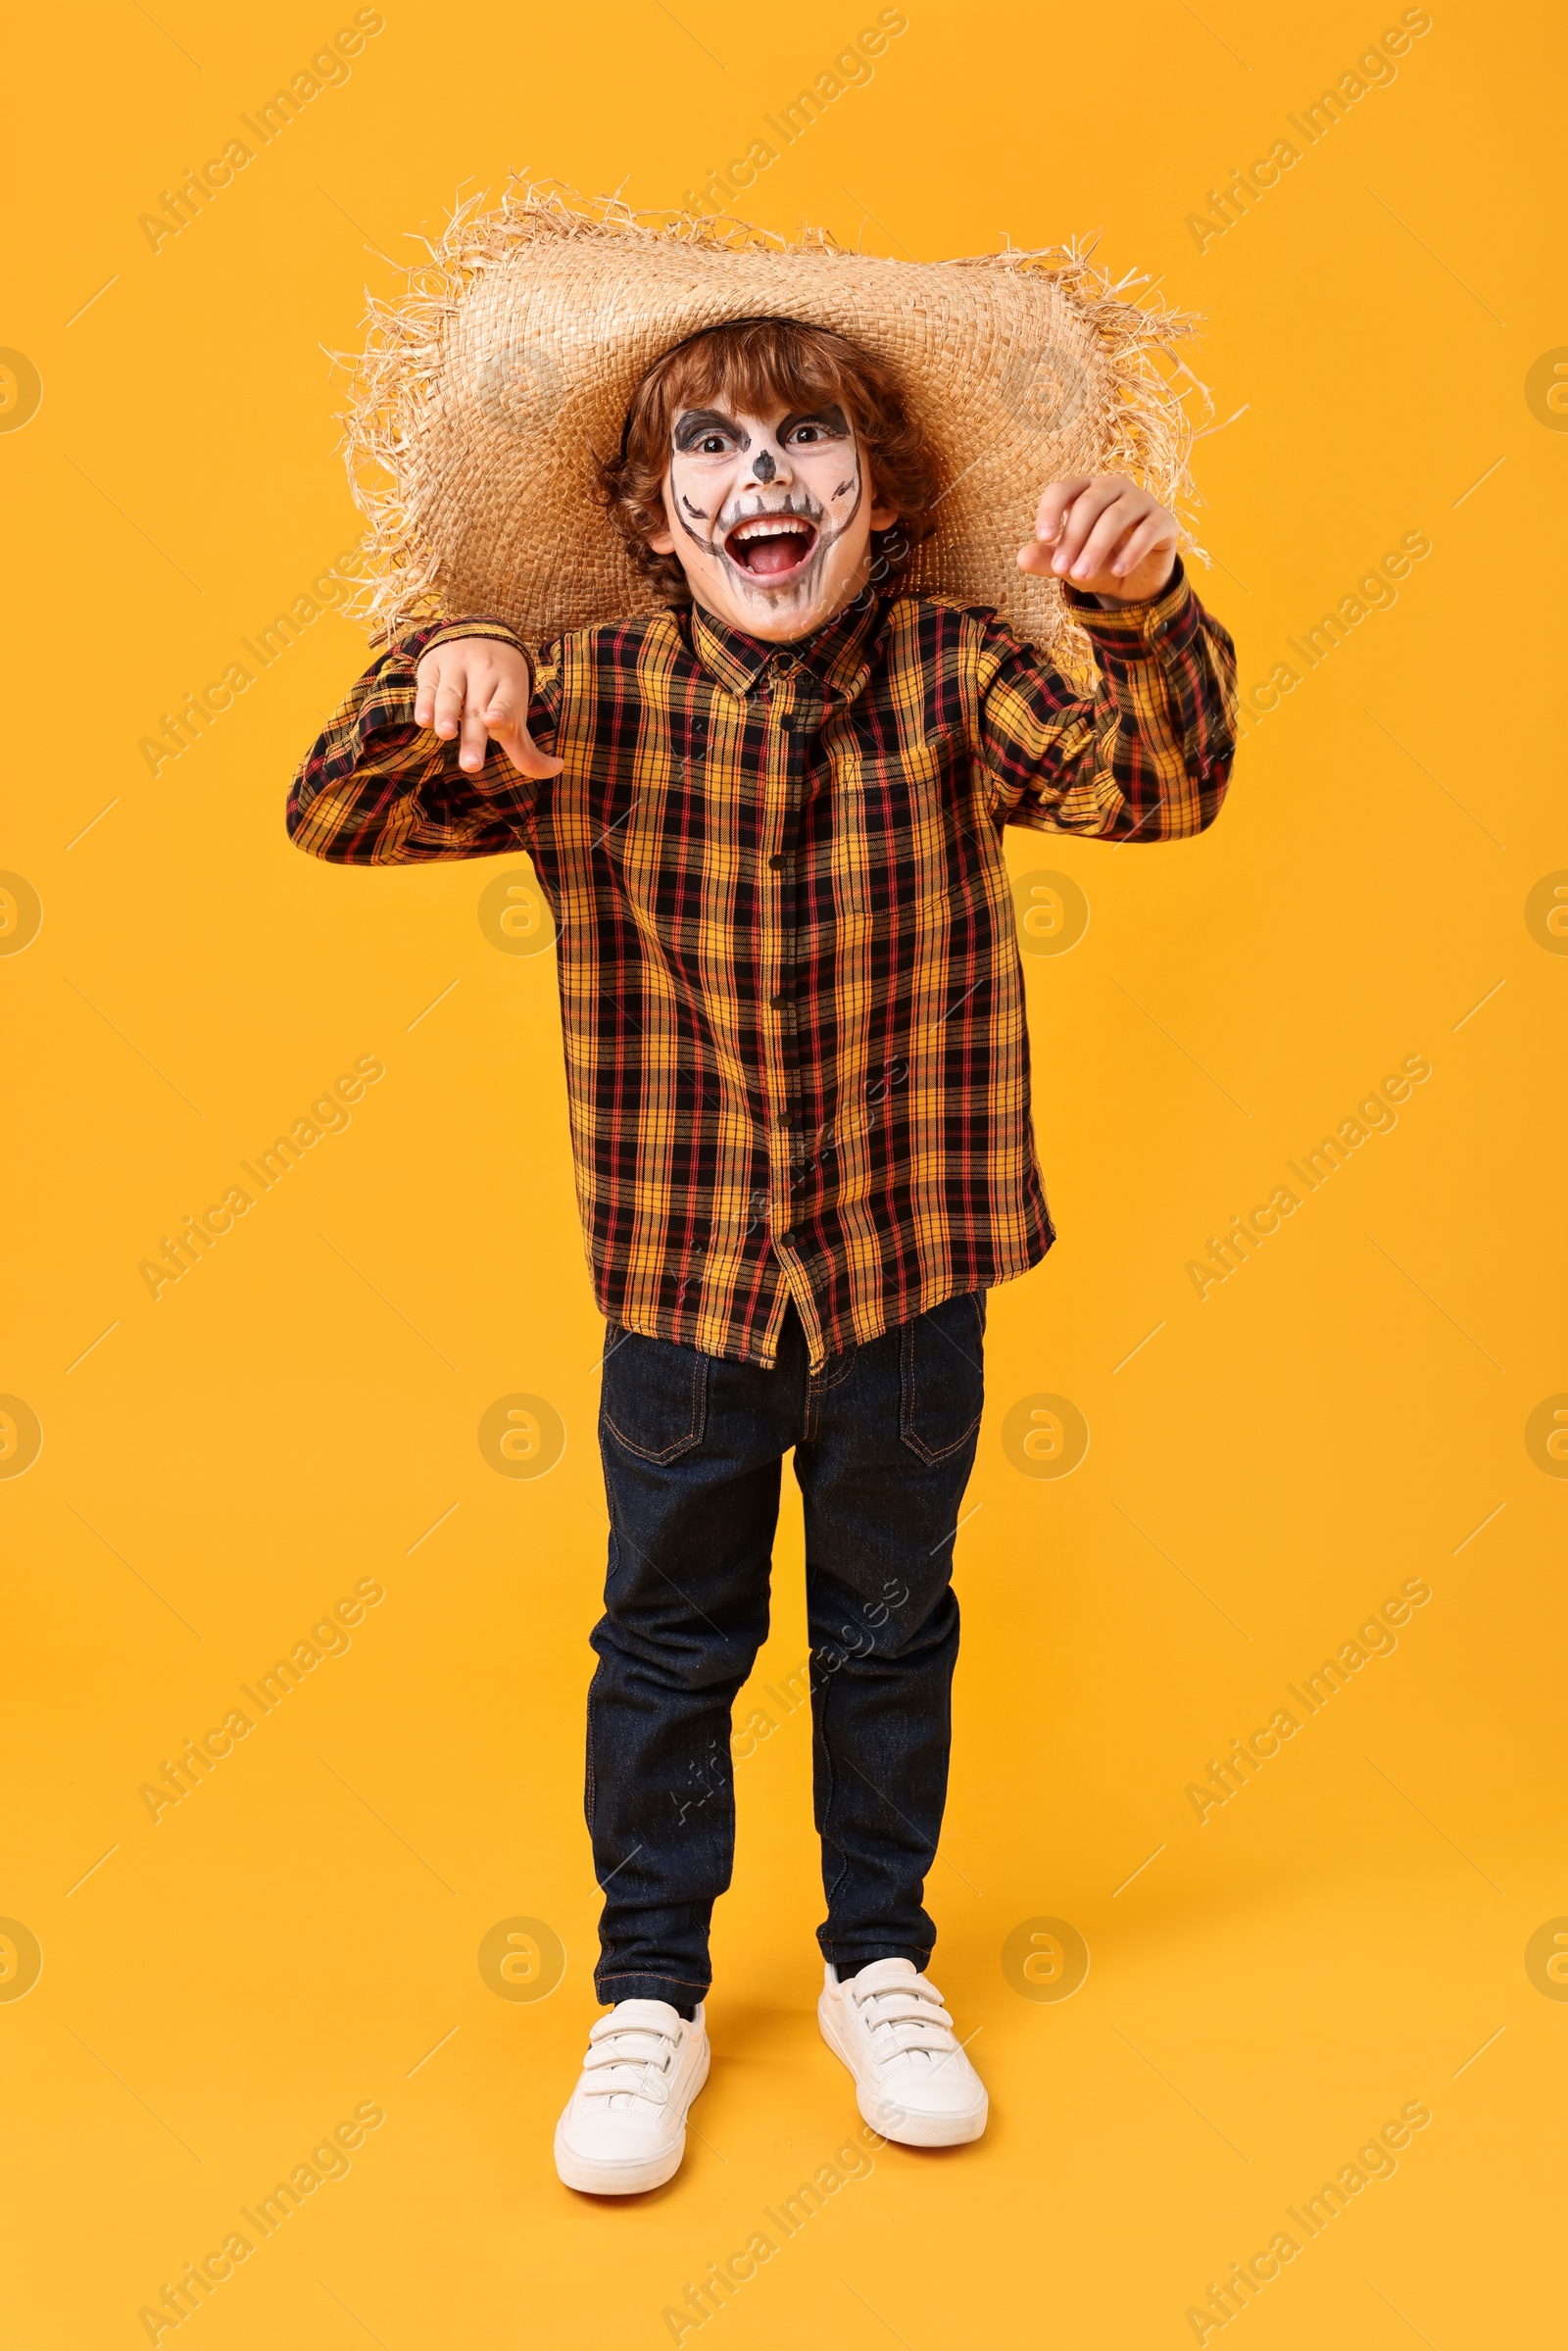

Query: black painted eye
[697,434,729,454]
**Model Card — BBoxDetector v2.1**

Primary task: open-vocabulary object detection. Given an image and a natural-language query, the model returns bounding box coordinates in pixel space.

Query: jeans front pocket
[899,1290,987,1464]
[601,1323,710,1463]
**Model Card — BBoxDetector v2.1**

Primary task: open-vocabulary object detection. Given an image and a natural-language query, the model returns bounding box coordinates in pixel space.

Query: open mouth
[724,514,819,579]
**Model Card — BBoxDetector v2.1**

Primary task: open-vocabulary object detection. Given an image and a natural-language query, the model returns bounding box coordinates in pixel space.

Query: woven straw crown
[341,180,1204,678]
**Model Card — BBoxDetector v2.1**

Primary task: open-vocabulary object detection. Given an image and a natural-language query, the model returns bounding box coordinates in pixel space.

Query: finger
[1033,475,1092,545]
[493,717,564,779]
[1109,514,1173,579]
[431,673,467,739]
[458,693,490,772]
[1068,499,1145,582]
[1018,494,1132,579]
[414,651,448,730]
[482,684,561,778]
[1040,470,1134,543]
[1052,480,1127,575]
[1070,497,1153,582]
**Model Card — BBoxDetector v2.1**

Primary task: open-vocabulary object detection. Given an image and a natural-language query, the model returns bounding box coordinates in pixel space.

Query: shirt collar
[688,589,885,707]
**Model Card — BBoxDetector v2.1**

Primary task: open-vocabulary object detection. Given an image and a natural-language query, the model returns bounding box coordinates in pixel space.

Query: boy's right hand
[414,636,564,779]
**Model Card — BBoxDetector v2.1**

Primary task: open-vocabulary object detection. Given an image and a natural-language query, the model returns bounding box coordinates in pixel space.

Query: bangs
[637,317,884,445]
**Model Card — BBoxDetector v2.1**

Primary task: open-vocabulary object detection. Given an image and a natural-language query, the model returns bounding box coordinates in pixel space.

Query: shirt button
[770,989,789,1009]
[768,853,787,871]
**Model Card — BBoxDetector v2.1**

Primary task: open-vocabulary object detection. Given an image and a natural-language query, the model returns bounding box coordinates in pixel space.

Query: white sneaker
[554,1998,710,2194]
[818,1957,988,2146]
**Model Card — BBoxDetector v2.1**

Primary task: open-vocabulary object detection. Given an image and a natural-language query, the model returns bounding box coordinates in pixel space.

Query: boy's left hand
[1017,474,1179,606]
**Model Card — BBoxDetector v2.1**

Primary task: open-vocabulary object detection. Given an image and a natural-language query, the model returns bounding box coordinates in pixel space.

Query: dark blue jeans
[587,1291,986,2009]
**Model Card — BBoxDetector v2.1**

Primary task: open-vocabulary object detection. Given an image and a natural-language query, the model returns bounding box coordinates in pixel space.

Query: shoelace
[578,2014,681,2110]
[849,1976,961,2071]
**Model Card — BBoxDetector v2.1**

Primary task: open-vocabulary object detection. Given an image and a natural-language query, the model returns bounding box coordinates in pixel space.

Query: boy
[290,307,1236,2195]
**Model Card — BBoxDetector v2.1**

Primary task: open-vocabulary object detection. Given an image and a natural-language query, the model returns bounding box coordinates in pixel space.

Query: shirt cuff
[417,615,528,656]
[1062,559,1197,660]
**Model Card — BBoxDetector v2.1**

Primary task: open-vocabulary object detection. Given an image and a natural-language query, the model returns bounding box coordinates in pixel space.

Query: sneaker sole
[554,2039,710,2195]
[817,1997,988,2147]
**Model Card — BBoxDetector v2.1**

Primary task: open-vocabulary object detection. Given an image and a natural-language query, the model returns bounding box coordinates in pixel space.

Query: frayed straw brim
[338,178,1208,678]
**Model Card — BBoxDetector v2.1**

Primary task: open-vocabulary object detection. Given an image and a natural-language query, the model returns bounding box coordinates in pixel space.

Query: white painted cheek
[668,460,701,519]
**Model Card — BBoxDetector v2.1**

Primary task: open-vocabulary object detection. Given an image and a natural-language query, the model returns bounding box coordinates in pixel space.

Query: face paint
[649,400,898,641]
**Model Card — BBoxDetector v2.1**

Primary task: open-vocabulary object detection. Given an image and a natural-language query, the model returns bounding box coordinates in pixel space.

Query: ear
[861,443,899,535]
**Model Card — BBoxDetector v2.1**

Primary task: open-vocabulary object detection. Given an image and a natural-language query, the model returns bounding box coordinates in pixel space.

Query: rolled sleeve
[980,560,1238,843]
[286,616,555,863]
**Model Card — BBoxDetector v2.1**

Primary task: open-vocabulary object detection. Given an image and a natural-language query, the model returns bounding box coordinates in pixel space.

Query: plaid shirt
[289,568,1235,1367]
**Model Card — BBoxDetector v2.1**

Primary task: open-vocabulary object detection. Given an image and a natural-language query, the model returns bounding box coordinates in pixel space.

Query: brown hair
[599,316,943,603]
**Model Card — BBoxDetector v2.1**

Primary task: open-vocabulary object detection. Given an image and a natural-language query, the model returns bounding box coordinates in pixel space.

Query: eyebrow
[778,404,851,438]
[672,409,748,452]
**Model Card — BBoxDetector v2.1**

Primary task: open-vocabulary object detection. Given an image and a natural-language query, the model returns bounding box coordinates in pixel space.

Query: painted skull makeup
[649,401,897,641]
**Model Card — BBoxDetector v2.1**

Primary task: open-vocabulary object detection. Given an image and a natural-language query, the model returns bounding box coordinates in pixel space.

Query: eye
[696,432,730,455]
[791,424,824,444]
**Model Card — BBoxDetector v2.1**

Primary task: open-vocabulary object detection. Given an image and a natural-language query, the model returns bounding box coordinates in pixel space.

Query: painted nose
[752,451,776,483]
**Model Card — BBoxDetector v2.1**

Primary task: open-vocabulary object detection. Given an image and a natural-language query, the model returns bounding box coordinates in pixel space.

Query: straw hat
[341,179,1205,679]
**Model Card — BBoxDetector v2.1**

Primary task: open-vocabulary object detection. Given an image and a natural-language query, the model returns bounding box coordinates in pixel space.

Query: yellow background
[4,2,1564,2343]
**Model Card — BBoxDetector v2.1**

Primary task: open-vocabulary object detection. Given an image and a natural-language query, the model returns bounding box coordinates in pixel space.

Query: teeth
[732,517,812,540]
